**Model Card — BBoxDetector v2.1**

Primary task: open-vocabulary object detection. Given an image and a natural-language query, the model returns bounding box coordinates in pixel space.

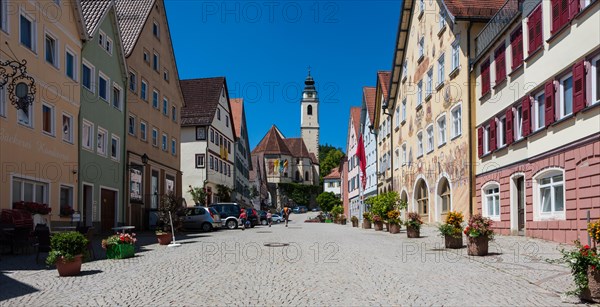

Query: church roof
[350,107,361,137]
[309,153,318,165]
[180,77,226,127]
[363,86,376,121]
[377,71,391,100]
[230,98,244,138]
[284,138,311,158]
[323,167,341,180]
[252,125,292,156]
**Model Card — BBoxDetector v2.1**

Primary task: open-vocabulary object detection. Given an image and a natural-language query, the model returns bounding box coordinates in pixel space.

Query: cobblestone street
[0,213,585,306]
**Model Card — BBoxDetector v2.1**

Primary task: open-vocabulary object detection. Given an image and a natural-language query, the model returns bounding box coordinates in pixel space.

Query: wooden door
[101,189,116,232]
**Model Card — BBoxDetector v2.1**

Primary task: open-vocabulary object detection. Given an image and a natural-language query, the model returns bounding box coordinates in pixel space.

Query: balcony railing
[475,0,522,58]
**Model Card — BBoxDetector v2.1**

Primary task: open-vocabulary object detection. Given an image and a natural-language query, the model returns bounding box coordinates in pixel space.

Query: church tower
[300,69,320,162]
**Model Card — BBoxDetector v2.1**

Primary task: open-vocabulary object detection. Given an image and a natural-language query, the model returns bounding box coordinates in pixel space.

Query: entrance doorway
[511,175,526,235]
[101,189,117,232]
[82,184,93,227]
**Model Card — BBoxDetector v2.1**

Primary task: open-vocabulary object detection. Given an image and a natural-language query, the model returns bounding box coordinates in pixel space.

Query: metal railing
[475,0,522,58]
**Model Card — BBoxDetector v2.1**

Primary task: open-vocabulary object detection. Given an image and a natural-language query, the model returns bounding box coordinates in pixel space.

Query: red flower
[584,245,590,249]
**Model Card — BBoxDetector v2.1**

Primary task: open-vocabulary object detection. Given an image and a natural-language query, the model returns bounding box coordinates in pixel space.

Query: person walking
[266,211,272,227]
[239,210,247,231]
[283,206,291,227]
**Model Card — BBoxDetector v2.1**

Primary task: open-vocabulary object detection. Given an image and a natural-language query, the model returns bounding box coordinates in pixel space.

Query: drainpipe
[467,21,474,216]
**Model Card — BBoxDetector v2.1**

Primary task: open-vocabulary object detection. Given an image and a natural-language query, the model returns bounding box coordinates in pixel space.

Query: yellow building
[386,0,505,222]
[0,1,84,223]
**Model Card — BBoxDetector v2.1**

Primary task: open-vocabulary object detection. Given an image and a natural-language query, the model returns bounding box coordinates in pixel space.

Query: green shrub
[46,231,88,265]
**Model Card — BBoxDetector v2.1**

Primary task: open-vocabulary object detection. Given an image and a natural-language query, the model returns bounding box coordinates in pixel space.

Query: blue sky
[166,1,401,152]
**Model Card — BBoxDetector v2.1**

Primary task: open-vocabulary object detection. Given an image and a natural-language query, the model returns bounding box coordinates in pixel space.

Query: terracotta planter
[582,267,600,303]
[374,221,383,231]
[352,220,358,227]
[406,226,420,238]
[467,236,489,256]
[55,255,83,277]
[389,223,401,234]
[341,220,347,225]
[363,220,372,229]
[157,233,172,245]
[444,235,463,249]
[385,223,391,232]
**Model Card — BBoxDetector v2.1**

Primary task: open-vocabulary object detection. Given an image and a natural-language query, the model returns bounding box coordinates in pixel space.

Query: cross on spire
[307,65,311,76]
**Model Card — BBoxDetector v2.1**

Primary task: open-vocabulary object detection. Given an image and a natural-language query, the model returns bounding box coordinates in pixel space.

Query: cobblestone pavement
[0,213,590,306]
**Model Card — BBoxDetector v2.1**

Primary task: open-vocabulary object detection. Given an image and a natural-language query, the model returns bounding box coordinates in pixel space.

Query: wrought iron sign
[0,59,36,111]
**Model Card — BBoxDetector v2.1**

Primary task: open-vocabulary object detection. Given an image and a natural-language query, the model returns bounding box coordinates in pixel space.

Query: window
[20,14,35,51]
[0,86,5,117]
[0,0,7,32]
[395,106,400,127]
[140,121,147,141]
[152,90,159,109]
[217,108,221,120]
[129,71,137,92]
[62,114,73,143]
[152,128,158,147]
[451,104,462,138]
[98,31,105,47]
[497,115,506,148]
[153,21,160,38]
[401,98,406,122]
[483,124,490,154]
[82,120,94,150]
[172,106,177,122]
[426,125,434,153]
[97,127,107,156]
[495,44,506,83]
[98,74,109,101]
[209,156,214,170]
[162,97,168,116]
[451,36,460,71]
[171,138,177,155]
[162,133,167,151]
[82,61,94,91]
[210,129,214,143]
[592,56,600,105]
[225,115,229,127]
[17,104,32,127]
[196,127,206,140]
[45,33,58,67]
[426,69,433,98]
[42,103,54,135]
[12,178,48,204]
[536,169,565,218]
[195,154,205,168]
[402,143,407,166]
[153,52,159,71]
[551,0,573,34]
[112,84,122,110]
[510,27,523,69]
[483,183,500,219]
[439,10,446,30]
[143,51,149,64]
[417,131,423,157]
[394,148,400,169]
[534,91,545,130]
[438,54,445,85]
[560,73,573,118]
[481,59,491,96]
[419,0,424,13]
[439,178,451,213]
[163,70,169,82]
[514,105,523,140]
[128,115,136,136]
[65,49,76,80]
[111,134,120,161]
[417,81,423,107]
[402,61,407,80]
[416,179,428,215]
[105,37,112,54]
[141,80,148,101]
[437,115,446,146]
[528,5,543,54]
[418,36,424,60]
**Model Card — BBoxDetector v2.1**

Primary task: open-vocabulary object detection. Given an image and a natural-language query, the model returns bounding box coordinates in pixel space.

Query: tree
[318,144,345,186]
[157,191,184,232]
[188,185,206,206]
[365,191,405,219]
[316,191,342,213]
[216,184,232,202]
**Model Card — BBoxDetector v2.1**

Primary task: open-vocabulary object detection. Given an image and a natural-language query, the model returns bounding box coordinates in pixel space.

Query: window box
[435,82,444,91]
[417,54,424,64]
[448,66,460,79]
[509,64,524,78]
[437,25,446,37]
[546,22,571,45]
[493,78,507,90]
[106,244,135,259]
[425,93,432,102]
[524,46,543,63]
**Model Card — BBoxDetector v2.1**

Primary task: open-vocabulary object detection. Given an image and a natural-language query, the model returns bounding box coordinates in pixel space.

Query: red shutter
[561,0,570,27]
[478,127,484,157]
[490,119,497,152]
[506,108,514,145]
[511,29,523,69]
[545,81,556,126]
[528,12,536,53]
[495,45,506,82]
[569,0,580,20]
[522,96,531,137]
[535,8,543,49]
[573,60,587,113]
[482,60,490,96]
[552,0,561,33]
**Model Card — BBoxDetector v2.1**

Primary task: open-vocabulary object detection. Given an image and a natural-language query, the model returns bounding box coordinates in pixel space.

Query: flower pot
[352,220,358,227]
[374,221,383,231]
[55,255,83,277]
[157,233,172,245]
[467,236,489,256]
[389,223,401,234]
[341,220,347,225]
[406,226,420,238]
[444,235,463,249]
[582,267,600,303]
[385,223,391,232]
[363,220,371,229]
[106,244,135,259]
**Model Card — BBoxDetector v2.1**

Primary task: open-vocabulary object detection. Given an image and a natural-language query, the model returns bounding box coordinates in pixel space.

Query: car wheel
[261,219,268,226]
[201,223,212,232]
[226,219,238,229]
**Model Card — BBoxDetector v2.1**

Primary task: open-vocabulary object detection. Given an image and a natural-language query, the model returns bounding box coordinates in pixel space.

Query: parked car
[271,214,284,223]
[292,207,300,214]
[210,203,242,229]
[179,206,222,232]
[258,210,269,226]
[293,206,308,213]
[311,207,321,212]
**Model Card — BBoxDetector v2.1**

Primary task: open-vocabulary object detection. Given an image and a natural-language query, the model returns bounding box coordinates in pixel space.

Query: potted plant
[387,210,402,234]
[464,214,494,256]
[101,232,137,259]
[438,211,464,249]
[373,214,383,231]
[340,214,347,225]
[46,231,88,277]
[351,216,359,227]
[156,192,183,245]
[60,205,75,217]
[362,212,372,229]
[405,212,423,238]
[549,240,600,302]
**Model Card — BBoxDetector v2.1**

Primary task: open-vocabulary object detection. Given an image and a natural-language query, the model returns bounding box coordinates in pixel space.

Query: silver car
[271,214,284,223]
[181,206,222,232]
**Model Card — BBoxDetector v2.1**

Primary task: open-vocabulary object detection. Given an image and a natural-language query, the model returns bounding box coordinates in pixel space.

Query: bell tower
[300,67,319,162]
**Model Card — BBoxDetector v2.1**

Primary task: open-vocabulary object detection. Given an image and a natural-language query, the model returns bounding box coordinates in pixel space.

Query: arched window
[415,179,428,215]
[482,182,500,219]
[307,105,313,115]
[533,168,565,220]
[401,190,408,206]
[438,177,451,214]
[305,171,309,181]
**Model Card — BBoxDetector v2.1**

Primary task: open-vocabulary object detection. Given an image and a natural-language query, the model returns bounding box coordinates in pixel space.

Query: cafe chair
[33,224,51,264]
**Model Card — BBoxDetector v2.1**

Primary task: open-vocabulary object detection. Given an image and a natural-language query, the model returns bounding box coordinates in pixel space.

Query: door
[83,185,93,227]
[517,177,525,234]
[101,189,116,232]
[151,171,159,209]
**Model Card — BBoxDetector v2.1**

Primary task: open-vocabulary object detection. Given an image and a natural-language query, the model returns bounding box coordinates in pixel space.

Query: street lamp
[1,58,36,111]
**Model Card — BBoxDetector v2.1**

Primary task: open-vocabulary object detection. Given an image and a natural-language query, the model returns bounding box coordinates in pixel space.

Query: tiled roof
[350,107,361,137]
[284,138,311,158]
[442,0,506,19]
[252,125,292,156]
[377,71,391,100]
[80,0,112,37]
[363,87,376,121]
[230,98,244,138]
[323,167,341,180]
[114,0,155,55]
[180,77,225,127]
[309,153,318,165]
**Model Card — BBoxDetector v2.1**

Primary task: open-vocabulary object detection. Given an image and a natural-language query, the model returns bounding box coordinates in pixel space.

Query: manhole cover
[256,231,272,233]
[264,242,289,247]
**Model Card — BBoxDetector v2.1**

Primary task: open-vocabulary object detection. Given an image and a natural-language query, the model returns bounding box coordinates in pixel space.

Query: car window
[198,208,207,215]
[185,208,195,216]
[209,208,219,215]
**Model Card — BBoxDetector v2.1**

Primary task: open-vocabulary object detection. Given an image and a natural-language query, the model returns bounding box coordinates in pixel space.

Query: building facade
[373,71,392,194]
[180,77,235,207]
[387,0,502,223]
[0,0,83,224]
[115,0,184,230]
[346,107,360,219]
[323,168,341,198]
[231,98,252,207]
[473,0,600,243]
[78,1,128,231]
[361,86,378,204]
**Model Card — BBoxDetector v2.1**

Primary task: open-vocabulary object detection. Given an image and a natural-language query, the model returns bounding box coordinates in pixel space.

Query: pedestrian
[239,210,247,231]
[266,211,272,227]
[283,206,291,227]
